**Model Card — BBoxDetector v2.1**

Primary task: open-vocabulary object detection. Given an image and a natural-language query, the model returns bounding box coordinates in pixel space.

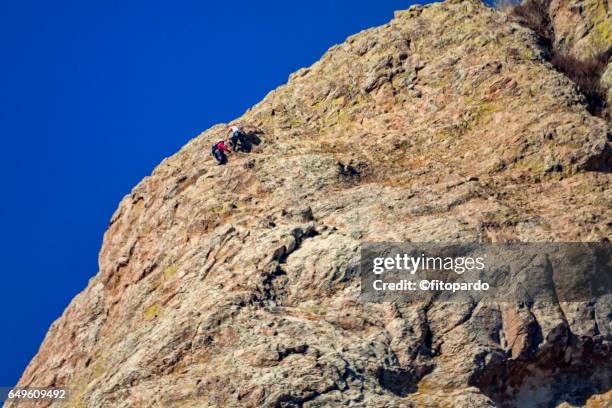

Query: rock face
[10,1,612,407]
[536,0,612,112]
[545,0,611,57]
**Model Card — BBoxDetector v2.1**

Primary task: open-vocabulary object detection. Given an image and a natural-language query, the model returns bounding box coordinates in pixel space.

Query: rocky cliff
[548,0,612,112]
[512,0,612,114]
[10,1,612,407]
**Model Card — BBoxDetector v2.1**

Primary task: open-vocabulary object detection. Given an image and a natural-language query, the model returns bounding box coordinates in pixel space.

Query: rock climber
[227,123,246,152]
[211,139,231,165]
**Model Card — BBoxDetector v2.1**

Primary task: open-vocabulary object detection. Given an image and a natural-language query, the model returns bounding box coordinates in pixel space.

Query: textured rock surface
[545,0,612,109]
[547,0,611,57]
[9,1,612,407]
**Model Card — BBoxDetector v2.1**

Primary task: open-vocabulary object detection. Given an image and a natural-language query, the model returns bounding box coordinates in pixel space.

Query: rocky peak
[10,1,611,407]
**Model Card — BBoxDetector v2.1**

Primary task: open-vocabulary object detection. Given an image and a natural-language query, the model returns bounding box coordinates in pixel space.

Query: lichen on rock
[9,1,612,407]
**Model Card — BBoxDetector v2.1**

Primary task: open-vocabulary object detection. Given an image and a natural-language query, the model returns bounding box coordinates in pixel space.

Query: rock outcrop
[517,0,612,114]
[10,1,612,407]
[546,0,610,58]
[549,0,612,115]
[547,0,612,115]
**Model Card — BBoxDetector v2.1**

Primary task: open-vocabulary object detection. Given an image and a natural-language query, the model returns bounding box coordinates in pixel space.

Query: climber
[211,139,230,165]
[227,123,246,152]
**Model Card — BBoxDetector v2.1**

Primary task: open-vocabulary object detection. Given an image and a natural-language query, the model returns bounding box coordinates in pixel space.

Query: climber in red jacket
[211,139,231,165]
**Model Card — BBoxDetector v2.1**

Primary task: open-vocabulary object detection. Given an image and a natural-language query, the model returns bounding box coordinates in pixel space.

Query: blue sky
[0,0,421,386]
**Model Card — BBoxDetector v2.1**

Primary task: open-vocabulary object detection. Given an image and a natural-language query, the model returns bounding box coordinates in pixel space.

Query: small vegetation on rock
[501,0,610,117]
[550,51,610,116]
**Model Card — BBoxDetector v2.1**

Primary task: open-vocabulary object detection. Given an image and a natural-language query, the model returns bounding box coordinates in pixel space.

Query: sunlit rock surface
[10,1,611,407]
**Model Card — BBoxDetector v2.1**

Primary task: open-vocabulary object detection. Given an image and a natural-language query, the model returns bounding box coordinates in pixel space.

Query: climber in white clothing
[227,123,245,152]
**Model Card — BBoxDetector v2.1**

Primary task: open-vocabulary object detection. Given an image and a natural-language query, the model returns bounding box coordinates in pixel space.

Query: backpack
[211,144,218,156]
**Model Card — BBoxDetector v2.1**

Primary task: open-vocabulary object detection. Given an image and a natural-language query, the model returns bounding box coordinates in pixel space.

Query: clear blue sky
[0,0,422,386]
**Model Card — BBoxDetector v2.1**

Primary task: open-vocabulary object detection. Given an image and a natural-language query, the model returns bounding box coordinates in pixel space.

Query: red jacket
[216,141,230,153]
